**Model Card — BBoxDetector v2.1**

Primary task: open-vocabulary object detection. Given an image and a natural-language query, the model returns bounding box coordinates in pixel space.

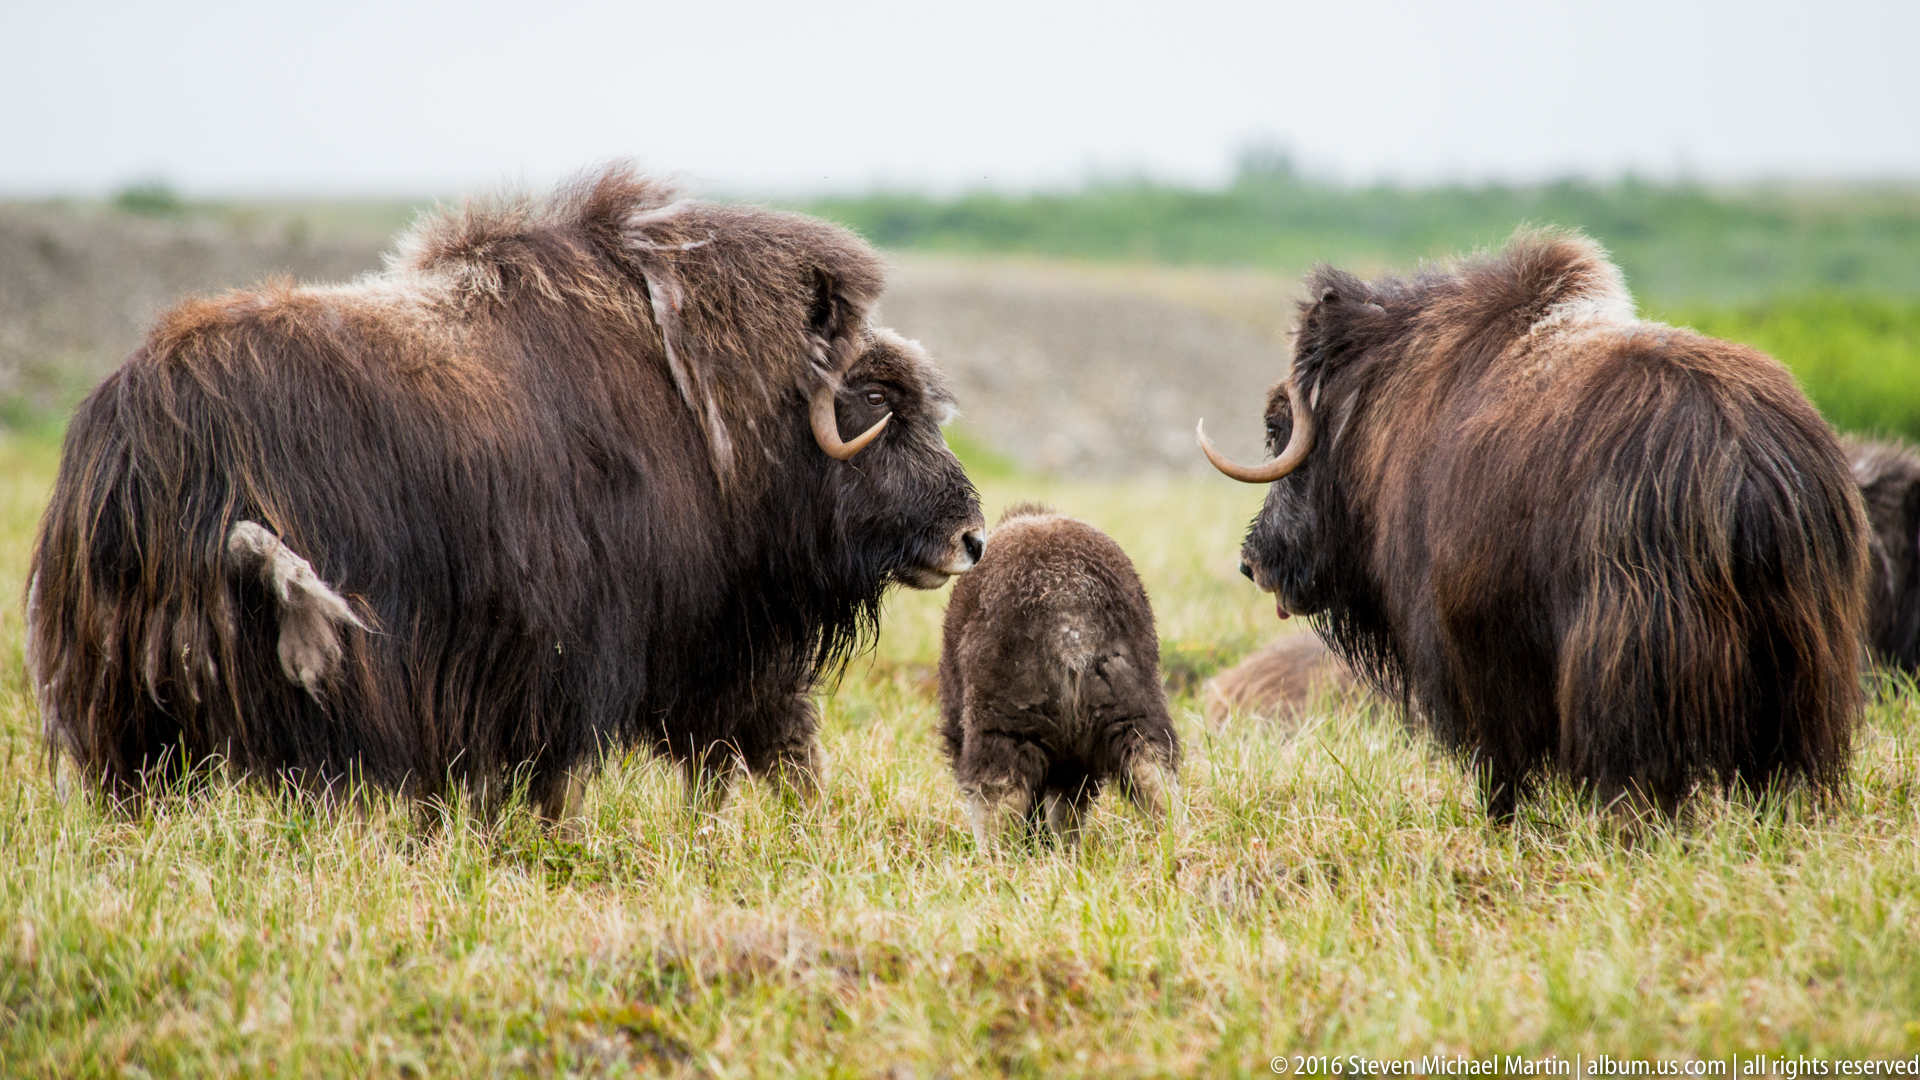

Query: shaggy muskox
[1201,633,1362,726]
[938,505,1179,849]
[27,166,986,814]
[1844,435,1920,673]
[1199,231,1869,817]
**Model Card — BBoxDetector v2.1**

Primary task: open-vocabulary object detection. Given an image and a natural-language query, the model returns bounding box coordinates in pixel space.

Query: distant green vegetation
[803,153,1920,306]
[109,179,185,217]
[1654,296,1920,443]
[94,184,425,242]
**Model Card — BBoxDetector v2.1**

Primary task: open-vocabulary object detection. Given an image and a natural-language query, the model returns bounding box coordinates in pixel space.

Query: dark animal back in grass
[1202,633,1363,726]
[938,503,1178,849]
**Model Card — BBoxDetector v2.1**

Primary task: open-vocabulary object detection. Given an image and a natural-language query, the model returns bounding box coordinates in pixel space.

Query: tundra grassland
[5,428,1920,1078]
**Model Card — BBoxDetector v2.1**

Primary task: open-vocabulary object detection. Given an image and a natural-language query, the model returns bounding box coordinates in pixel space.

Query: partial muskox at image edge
[1845,434,1920,677]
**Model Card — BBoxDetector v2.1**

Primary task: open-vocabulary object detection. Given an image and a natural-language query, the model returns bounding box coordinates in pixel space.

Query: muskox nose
[1240,561,1255,581]
[940,527,986,576]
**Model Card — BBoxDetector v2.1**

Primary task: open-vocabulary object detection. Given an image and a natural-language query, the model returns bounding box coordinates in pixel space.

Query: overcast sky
[5,0,1917,198]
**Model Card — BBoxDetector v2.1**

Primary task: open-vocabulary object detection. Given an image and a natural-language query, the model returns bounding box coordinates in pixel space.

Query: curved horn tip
[812,384,890,460]
[1198,394,1315,484]
[836,412,891,459]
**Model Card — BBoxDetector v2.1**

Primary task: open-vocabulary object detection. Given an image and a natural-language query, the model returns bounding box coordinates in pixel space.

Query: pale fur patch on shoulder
[227,522,368,697]
[1528,236,1637,334]
[632,259,738,482]
[384,167,684,305]
[385,195,535,288]
[624,198,698,232]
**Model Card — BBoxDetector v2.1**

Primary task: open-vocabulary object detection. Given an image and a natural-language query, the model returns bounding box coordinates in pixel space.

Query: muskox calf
[1201,231,1868,818]
[1844,435,1920,673]
[28,166,985,814]
[938,505,1179,849]
[1202,633,1363,726]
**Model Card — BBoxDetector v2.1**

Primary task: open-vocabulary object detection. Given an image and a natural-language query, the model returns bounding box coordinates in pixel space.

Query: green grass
[7,428,1920,1075]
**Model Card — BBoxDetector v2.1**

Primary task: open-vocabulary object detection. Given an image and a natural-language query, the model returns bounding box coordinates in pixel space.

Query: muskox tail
[1555,406,1867,809]
[26,355,370,801]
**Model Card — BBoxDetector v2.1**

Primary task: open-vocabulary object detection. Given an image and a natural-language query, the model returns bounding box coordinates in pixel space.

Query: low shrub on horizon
[1655,295,1920,444]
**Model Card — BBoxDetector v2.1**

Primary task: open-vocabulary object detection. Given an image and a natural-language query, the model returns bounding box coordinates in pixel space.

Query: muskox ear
[1296,268,1362,356]
[807,268,849,345]
[1300,268,1368,318]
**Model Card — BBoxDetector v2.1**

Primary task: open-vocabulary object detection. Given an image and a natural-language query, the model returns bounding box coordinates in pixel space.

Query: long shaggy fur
[28,165,984,811]
[938,504,1179,848]
[1238,230,1869,816]
[1844,435,1920,673]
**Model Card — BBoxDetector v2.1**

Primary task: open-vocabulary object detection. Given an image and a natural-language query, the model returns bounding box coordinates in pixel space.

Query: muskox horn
[1197,379,1317,483]
[811,384,890,460]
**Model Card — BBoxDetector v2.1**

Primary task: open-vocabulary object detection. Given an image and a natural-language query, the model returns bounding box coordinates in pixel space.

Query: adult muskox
[1199,231,1868,818]
[1844,435,1920,673]
[26,166,986,814]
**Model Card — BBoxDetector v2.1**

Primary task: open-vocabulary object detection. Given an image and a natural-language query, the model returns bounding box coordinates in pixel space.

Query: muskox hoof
[763,742,826,807]
[681,751,744,814]
[533,768,592,826]
[1041,791,1085,848]
[963,784,1034,856]
[1122,756,1180,828]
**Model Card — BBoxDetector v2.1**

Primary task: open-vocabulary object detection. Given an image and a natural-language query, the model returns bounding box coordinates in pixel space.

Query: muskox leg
[1122,754,1179,824]
[957,713,1047,854]
[964,784,1034,854]
[1110,728,1181,833]
[1041,785,1094,848]
[681,746,743,814]
[533,768,591,823]
[749,694,826,805]
[763,738,824,805]
[1085,657,1182,830]
[692,690,825,807]
[1594,777,1679,840]
[1474,756,1530,824]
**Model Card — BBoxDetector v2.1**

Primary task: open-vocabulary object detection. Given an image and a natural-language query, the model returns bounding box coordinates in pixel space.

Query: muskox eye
[865,391,887,408]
